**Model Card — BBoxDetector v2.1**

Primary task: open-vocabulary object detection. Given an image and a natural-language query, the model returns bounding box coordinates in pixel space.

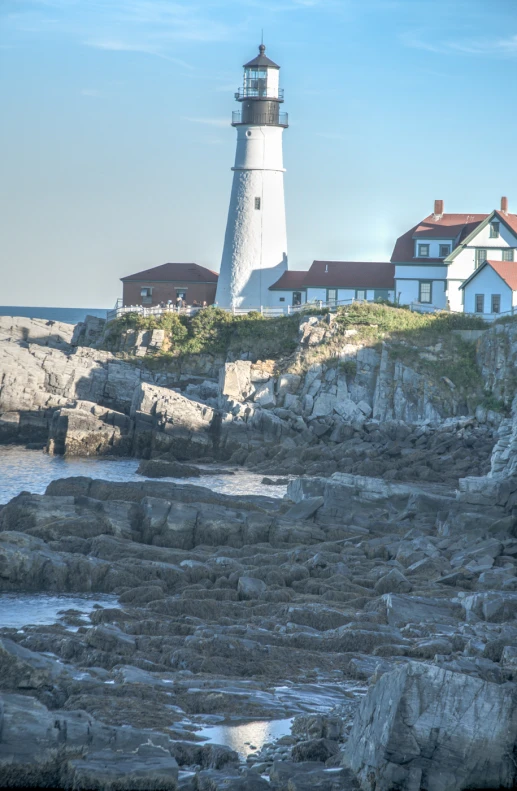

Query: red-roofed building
[269,261,394,307]
[121,263,218,307]
[392,197,517,311]
[460,260,517,318]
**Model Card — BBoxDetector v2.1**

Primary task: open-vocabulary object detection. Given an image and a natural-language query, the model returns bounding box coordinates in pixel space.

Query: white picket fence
[107,298,517,324]
[106,297,359,322]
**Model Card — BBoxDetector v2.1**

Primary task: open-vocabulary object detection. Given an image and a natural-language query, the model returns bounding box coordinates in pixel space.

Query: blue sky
[1,0,517,307]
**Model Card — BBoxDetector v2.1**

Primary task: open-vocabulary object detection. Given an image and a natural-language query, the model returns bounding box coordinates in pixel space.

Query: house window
[279,297,285,302]
[292,291,302,307]
[419,282,432,303]
[490,222,500,238]
[475,294,485,313]
[254,197,261,210]
[418,244,430,257]
[327,288,337,306]
[439,244,451,257]
[503,249,515,262]
[355,289,366,301]
[475,249,487,268]
[491,294,501,314]
[140,287,152,304]
[374,289,390,301]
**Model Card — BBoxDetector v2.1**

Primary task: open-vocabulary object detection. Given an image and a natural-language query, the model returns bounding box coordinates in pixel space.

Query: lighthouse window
[255,197,261,210]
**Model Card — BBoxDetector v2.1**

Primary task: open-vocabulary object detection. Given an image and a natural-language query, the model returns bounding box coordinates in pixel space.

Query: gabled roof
[460,260,517,292]
[445,210,517,263]
[270,261,394,290]
[392,208,517,264]
[121,263,218,283]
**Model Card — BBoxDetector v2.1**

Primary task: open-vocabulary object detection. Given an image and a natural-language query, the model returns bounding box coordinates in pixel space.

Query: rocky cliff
[0,310,503,485]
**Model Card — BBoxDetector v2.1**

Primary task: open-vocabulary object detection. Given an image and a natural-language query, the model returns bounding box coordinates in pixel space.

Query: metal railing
[231,111,288,127]
[235,87,284,100]
[409,302,517,322]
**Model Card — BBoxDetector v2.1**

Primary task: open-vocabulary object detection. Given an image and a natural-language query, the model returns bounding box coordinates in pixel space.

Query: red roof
[268,271,310,290]
[270,261,394,290]
[392,209,517,263]
[485,260,517,291]
[121,263,218,283]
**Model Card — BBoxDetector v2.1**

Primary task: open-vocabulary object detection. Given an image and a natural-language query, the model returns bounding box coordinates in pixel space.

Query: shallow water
[0,593,118,629]
[0,447,287,504]
[197,718,293,759]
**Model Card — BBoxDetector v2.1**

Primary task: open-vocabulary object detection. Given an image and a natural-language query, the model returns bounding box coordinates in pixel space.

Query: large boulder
[131,382,215,460]
[47,401,132,456]
[137,459,201,478]
[343,662,517,791]
[219,361,253,402]
[0,693,178,790]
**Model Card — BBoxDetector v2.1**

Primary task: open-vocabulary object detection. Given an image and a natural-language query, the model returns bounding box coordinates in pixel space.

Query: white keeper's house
[268,260,395,308]
[392,197,517,312]
[460,260,517,319]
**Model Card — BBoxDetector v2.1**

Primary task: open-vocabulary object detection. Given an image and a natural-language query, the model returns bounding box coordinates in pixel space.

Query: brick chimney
[433,199,444,219]
[501,196,508,214]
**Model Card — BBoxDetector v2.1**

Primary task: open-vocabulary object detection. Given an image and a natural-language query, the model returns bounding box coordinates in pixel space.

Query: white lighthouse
[216,44,288,310]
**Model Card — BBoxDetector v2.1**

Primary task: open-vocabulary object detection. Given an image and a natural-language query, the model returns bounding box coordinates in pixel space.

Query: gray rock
[131,382,216,460]
[343,662,517,791]
[291,738,339,763]
[48,402,132,456]
[372,594,460,628]
[253,380,276,408]
[237,576,267,600]
[283,497,324,521]
[219,361,253,402]
[374,569,412,595]
[137,459,201,478]
[0,693,177,790]
[63,750,179,790]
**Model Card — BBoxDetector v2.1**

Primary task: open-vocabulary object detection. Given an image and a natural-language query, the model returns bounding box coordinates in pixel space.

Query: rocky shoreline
[2,313,517,789]
[2,467,517,790]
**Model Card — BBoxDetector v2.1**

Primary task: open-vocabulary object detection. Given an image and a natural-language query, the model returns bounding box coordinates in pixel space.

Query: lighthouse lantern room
[216,44,289,310]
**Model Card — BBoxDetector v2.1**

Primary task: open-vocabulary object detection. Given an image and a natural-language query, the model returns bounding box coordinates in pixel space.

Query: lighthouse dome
[243,44,280,70]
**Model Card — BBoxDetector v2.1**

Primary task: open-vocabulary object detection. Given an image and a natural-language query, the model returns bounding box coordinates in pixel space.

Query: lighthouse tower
[216,44,288,310]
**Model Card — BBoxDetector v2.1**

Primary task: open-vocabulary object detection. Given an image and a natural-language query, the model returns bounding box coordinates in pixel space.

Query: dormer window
[418,244,430,257]
[490,222,500,238]
[439,244,451,257]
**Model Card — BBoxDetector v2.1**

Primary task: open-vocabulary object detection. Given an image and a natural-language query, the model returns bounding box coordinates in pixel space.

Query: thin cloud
[5,0,234,62]
[85,38,193,68]
[401,30,517,58]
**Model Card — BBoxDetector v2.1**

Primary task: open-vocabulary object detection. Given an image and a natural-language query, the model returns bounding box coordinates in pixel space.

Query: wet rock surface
[1,462,517,790]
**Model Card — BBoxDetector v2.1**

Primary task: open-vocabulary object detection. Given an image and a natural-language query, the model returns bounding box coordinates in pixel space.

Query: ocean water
[0,447,288,505]
[0,593,118,630]
[0,306,107,325]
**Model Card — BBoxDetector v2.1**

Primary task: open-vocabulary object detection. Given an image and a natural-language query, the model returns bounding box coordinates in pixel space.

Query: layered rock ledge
[1,464,517,789]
